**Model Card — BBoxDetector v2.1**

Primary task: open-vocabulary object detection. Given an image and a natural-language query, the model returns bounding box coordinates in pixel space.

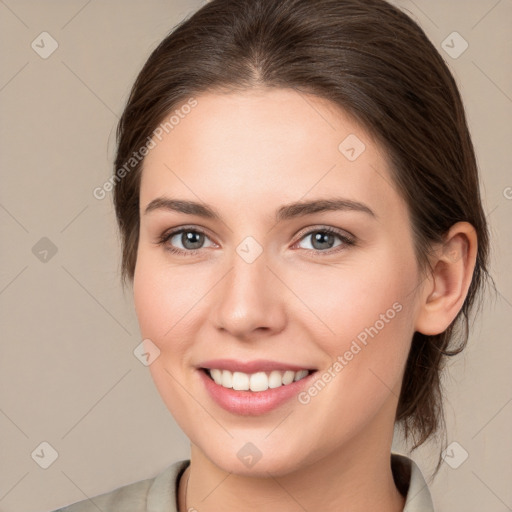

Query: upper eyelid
[294,225,354,241]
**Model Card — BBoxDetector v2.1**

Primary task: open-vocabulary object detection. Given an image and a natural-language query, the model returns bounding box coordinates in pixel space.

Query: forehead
[139,88,403,220]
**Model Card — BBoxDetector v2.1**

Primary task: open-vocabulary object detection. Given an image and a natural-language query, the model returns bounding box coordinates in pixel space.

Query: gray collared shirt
[53,453,435,511]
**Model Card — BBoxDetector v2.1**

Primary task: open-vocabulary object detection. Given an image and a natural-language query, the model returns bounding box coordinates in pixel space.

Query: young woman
[54,0,490,510]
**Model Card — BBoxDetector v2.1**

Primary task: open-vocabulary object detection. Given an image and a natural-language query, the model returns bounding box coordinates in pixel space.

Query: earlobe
[415,222,478,336]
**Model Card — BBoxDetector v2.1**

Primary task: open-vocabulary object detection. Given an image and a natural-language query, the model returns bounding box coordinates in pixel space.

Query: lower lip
[198,369,316,416]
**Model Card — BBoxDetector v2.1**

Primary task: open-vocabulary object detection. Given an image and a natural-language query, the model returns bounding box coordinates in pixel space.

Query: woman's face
[134,88,426,476]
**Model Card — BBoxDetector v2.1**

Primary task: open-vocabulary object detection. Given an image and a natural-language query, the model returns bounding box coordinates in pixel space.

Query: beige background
[0,0,510,511]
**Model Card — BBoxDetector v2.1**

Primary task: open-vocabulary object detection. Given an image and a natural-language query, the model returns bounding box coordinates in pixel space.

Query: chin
[195,438,314,478]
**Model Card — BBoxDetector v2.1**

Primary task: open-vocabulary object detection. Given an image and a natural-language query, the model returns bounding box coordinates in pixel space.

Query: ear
[414,222,478,335]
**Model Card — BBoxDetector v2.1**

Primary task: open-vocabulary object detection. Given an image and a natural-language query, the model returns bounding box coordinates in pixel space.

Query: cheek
[291,251,415,336]
[133,253,204,347]
[285,250,416,387]
[133,262,167,342]
[133,257,202,426]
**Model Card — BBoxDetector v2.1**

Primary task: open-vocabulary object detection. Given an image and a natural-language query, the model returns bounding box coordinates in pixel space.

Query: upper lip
[198,359,316,374]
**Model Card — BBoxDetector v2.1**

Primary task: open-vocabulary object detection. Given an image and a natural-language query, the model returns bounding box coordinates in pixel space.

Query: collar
[391,452,435,511]
[147,454,435,511]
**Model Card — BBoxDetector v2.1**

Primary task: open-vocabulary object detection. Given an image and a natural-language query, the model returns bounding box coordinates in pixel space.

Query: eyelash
[155,225,356,257]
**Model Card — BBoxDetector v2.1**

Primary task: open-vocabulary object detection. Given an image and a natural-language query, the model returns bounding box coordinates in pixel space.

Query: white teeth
[282,370,295,385]
[268,370,284,389]
[294,370,307,381]
[232,371,250,391]
[206,368,310,392]
[210,368,223,385]
[221,370,232,388]
[250,372,268,392]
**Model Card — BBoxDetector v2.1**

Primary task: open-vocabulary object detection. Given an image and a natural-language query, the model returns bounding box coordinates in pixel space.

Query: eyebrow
[143,196,376,221]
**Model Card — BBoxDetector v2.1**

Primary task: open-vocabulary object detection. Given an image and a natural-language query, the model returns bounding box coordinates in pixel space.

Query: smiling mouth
[200,368,316,392]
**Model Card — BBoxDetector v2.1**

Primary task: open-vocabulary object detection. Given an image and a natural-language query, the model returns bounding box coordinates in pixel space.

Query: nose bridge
[212,243,286,338]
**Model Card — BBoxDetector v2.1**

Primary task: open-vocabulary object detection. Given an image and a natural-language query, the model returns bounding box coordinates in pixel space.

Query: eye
[155,227,216,255]
[155,225,355,257]
[294,226,355,255]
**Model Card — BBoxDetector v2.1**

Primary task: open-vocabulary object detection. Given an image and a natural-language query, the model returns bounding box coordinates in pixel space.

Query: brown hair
[113,0,491,476]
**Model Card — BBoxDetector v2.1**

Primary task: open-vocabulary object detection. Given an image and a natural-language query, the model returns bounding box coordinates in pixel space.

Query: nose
[212,248,287,340]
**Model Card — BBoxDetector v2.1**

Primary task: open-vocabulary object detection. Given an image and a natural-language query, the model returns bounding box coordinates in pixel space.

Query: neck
[178,428,405,512]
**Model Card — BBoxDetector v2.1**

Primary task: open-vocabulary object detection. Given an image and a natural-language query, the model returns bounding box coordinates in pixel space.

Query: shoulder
[391,452,436,512]
[50,460,190,512]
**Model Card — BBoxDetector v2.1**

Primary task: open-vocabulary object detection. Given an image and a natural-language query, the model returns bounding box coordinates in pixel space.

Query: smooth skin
[133,87,477,512]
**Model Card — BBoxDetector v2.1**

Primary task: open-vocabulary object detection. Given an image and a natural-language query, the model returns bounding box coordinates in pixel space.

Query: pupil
[183,231,204,250]
[313,231,334,250]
